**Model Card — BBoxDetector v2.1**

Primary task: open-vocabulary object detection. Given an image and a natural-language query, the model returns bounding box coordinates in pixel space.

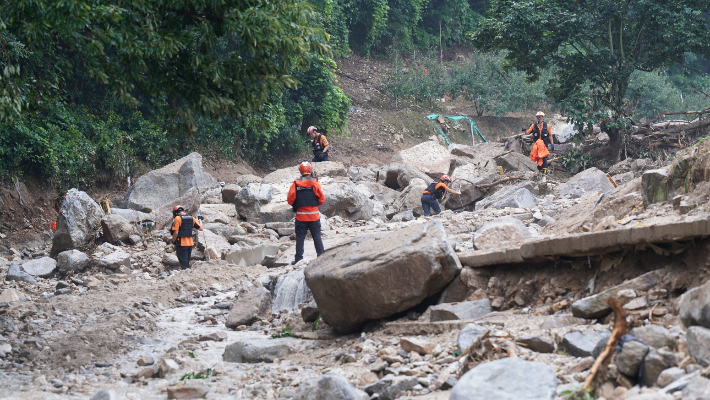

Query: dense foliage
[381,51,550,116]
[0,1,349,190]
[474,0,710,153]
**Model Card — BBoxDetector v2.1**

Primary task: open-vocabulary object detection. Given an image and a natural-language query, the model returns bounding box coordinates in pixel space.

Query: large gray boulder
[123,152,218,212]
[475,181,538,210]
[221,184,241,204]
[304,220,461,334]
[445,164,493,209]
[679,280,710,329]
[234,183,280,222]
[222,338,294,363]
[51,189,104,255]
[430,299,492,322]
[147,187,202,231]
[629,325,676,349]
[319,181,373,221]
[109,208,149,223]
[391,140,451,180]
[383,164,431,190]
[390,178,427,216]
[472,216,531,251]
[21,257,57,278]
[56,250,90,273]
[682,376,710,400]
[556,167,615,199]
[450,357,557,400]
[642,347,679,387]
[358,182,399,205]
[101,214,134,244]
[495,152,538,173]
[225,286,273,328]
[347,166,376,183]
[687,326,710,367]
[294,374,367,400]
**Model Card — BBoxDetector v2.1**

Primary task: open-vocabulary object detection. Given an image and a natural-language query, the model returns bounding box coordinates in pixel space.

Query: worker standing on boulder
[421,175,461,217]
[287,161,326,265]
[171,205,203,270]
[526,111,555,150]
[308,126,330,162]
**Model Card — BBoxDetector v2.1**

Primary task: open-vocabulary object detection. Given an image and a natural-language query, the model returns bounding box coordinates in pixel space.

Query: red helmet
[299,161,312,175]
[307,126,317,134]
[172,205,184,216]
[440,175,452,183]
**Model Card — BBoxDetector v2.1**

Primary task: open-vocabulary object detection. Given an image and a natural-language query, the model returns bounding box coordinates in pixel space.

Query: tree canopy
[0,0,330,128]
[474,0,710,147]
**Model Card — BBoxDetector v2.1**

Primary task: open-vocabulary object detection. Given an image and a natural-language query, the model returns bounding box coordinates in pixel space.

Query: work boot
[291,258,302,265]
[542,168,548,175]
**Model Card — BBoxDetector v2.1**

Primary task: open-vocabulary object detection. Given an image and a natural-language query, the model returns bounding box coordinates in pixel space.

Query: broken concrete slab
[458,218,710,269]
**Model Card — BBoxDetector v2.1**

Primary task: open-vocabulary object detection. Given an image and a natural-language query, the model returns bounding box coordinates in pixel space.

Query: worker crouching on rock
[308,126,330,162]
[287,161,326,265]
[171,205,203,270]
[420,175,461,217]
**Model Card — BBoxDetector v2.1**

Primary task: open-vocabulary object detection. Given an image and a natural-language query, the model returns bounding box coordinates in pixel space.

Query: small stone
[50,378,64,388]
[94,362,112,367]
[198,331,228,342]
[517,335,555,353]
[567,357,595,373]
[370,358,387,372]
[91,389,117,400]
[657,367,686,388]
[166,384,209,399]
[137,356,155,366]
[0,289,21,303]
[400,337,435,355]
[623,296,648,310]
[214,302,232,309]
[158,358,180,378]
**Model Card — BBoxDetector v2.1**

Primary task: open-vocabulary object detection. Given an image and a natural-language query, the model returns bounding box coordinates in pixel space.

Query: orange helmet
[440,175,452,183]
[299,161,312,175]
[172,205,184,216]
[307,126,317,134]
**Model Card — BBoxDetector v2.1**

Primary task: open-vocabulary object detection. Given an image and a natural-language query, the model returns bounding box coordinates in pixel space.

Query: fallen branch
[475,175,525,188]
[583,296,629,393]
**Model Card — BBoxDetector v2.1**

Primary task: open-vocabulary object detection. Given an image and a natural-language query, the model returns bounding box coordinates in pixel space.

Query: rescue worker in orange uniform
[526,111,555,150]
[421,175,461,216]
[287,161,326,265]
[171,205,203,270]
[530,137,551,174]
[307,126,330,162]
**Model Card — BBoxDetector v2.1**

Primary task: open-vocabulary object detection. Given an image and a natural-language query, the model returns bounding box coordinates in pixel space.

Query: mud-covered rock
[304,220,461,334]
[642,168,672,205]
[97,250,131,270]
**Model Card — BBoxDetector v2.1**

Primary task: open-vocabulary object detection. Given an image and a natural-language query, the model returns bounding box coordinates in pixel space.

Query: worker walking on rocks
[308,126,330,162]
[421,175,461,217]
[526,111,555,150]
[171,205,203,270]
[287,161,326,265]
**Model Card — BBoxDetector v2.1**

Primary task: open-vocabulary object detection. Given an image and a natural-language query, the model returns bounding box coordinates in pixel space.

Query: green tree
[474,0,710,157]
[0,0,330,130]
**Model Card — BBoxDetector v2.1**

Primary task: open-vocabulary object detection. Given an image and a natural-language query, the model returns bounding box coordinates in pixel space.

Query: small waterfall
[271,270,312,313]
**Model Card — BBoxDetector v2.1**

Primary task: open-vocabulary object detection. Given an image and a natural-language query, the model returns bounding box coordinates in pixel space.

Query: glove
[317,152,326,161]
[548,144,555,151]
[197,215,204,220]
